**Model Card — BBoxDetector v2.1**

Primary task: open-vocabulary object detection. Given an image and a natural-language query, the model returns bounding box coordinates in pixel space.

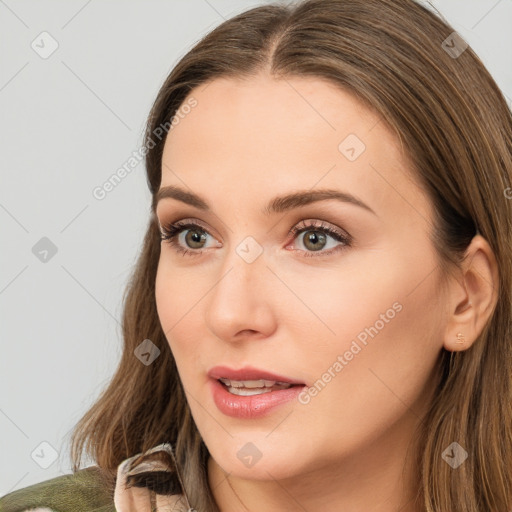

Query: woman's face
[154,74,447,483]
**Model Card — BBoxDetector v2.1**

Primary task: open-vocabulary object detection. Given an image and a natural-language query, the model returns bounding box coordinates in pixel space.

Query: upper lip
[208,365,305,385]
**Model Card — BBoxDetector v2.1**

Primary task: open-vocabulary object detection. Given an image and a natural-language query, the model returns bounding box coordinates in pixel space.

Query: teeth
[218,378,295,395]
[226,387,275,396]
[219,378,293,389]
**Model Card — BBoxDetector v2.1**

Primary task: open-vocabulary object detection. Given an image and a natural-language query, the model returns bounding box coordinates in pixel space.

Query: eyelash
[159,219,352,258]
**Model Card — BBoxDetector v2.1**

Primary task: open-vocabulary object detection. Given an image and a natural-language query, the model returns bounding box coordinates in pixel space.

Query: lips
[207,367,305,419]
[206,365,306,418]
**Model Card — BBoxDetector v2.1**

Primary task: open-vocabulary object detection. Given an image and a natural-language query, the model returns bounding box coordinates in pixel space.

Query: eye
[286,219,352,257]
[159,220,219,257]
[159,219,352,258]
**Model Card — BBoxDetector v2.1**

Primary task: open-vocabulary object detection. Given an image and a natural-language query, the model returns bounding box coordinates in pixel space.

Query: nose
[204,245,277,344]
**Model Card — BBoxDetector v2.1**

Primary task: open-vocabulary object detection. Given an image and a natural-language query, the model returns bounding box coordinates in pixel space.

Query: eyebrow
[154,185,377,216]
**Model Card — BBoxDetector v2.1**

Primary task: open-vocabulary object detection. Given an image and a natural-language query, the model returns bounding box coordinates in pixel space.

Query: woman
[2,0,511,510]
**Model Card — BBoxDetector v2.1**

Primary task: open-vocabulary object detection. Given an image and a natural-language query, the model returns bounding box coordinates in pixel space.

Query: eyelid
[159,217,221,240]
[287,218,350,240]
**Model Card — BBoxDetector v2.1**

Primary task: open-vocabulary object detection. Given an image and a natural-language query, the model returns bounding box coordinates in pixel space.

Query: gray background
[1,0,511,495]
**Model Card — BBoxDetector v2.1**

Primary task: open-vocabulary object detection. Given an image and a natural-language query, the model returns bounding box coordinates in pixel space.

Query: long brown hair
[70,0,512,510]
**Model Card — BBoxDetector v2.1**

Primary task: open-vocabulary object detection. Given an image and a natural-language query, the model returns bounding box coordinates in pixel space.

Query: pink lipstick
[207,365,306,419]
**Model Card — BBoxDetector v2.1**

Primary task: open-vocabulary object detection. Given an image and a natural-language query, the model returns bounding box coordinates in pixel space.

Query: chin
[204,432,307,481]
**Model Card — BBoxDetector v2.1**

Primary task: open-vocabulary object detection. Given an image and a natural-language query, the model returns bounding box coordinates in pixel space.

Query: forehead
[159,74,432,226]
[164,74,383,159]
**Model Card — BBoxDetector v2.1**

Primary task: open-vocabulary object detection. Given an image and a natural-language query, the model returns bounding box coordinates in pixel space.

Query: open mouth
[218,378,301,396]
[210,374,307,418]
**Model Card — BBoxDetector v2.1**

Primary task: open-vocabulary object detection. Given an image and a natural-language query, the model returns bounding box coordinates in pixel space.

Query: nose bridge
[205,235,274,339]
[214,234,267,307]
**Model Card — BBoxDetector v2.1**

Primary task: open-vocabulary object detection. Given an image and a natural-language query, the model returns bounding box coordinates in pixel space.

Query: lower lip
[209,378,306,419]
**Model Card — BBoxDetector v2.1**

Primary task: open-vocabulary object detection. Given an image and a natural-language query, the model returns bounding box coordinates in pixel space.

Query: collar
[113,443,190,511]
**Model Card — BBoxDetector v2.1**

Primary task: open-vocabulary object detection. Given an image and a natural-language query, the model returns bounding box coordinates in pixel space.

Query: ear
[442,234,499,352]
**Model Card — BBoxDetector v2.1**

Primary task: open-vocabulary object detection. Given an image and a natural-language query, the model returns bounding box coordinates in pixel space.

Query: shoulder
[0,466,115,512]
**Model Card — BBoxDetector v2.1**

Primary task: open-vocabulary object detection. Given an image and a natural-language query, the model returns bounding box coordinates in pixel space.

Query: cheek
[292,252,444,449]
[272,250,405,362]
[285,238,443,359]
[154,259,202,359]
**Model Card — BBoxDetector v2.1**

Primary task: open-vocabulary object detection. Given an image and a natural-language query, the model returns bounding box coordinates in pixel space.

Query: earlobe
[442,235,499,353]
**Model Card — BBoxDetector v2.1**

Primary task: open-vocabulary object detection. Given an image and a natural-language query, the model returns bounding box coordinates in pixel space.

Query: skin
[154,73,498,512]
